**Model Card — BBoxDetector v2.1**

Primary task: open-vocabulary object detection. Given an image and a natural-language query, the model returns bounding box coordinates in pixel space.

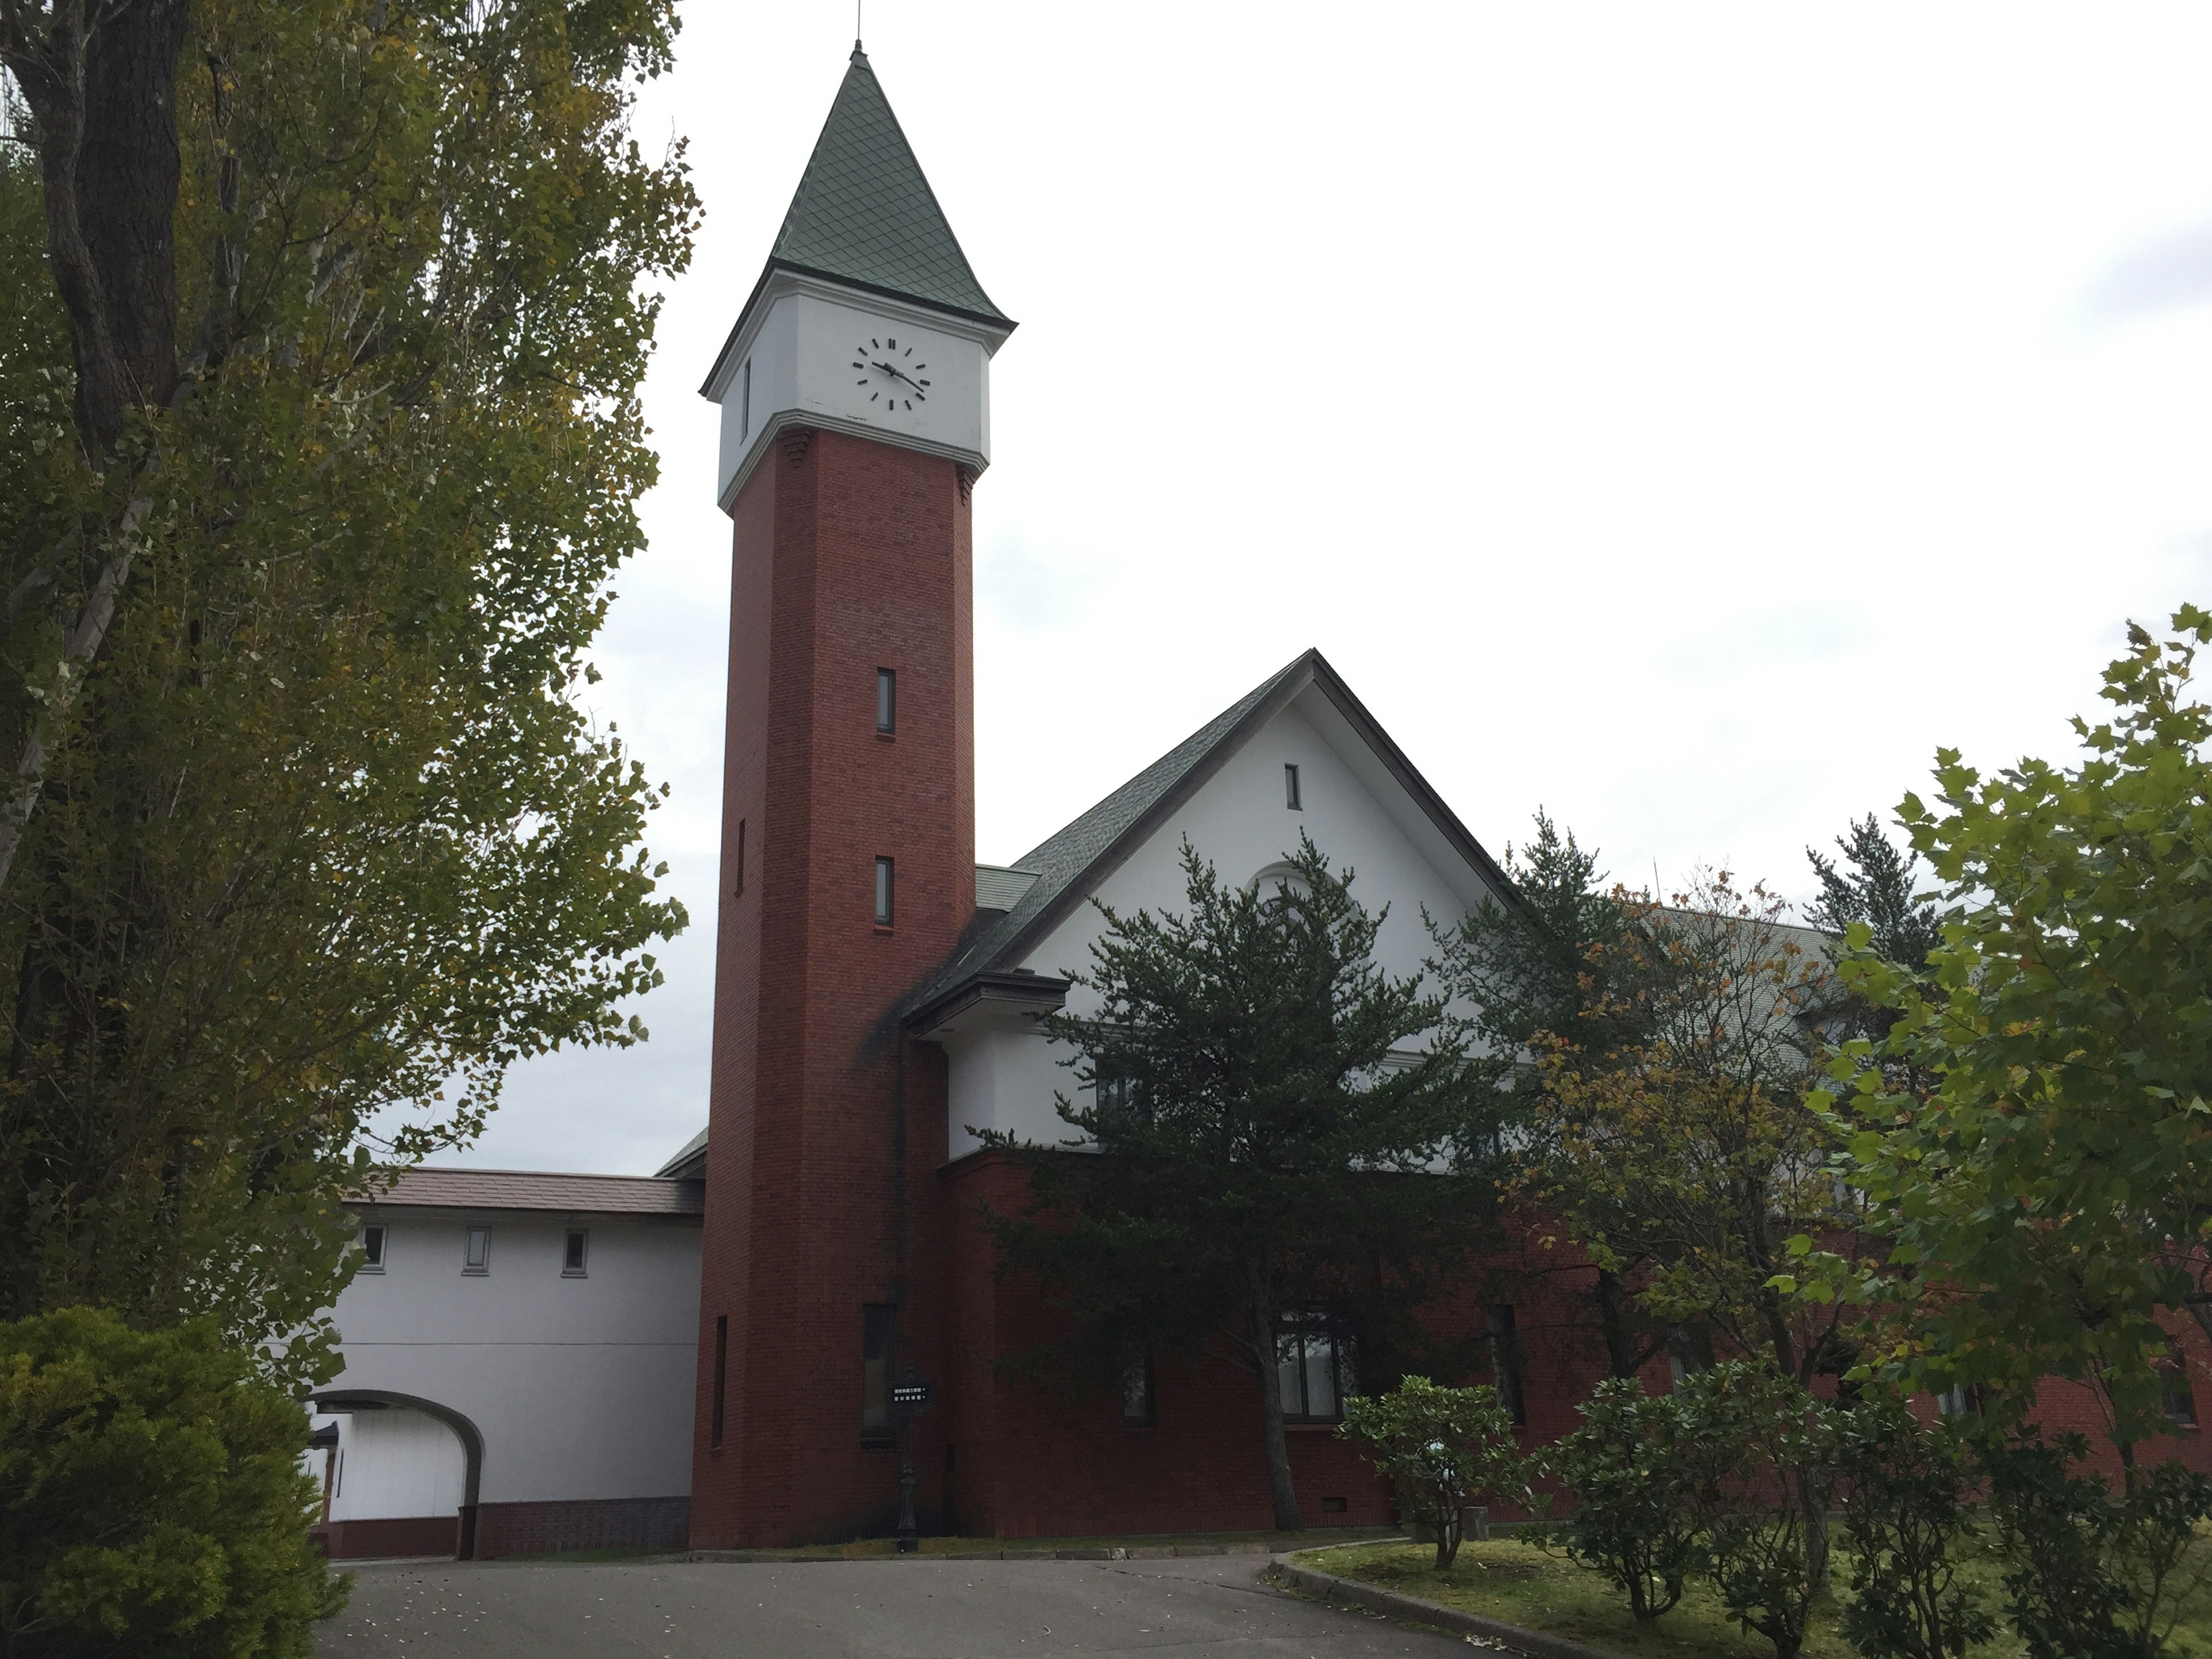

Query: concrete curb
[688,1540,1281,1564]
[1268,1558,1624,1659]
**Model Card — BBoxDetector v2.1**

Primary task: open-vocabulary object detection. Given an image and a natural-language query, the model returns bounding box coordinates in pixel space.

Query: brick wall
[474,1497,690,1559]
[691,427,974,1548]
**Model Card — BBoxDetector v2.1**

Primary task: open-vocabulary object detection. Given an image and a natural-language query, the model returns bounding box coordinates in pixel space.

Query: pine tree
[978,835,1490,1532]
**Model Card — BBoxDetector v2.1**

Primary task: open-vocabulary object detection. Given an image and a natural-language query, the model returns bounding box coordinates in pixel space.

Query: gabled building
[315,41,1614,1558]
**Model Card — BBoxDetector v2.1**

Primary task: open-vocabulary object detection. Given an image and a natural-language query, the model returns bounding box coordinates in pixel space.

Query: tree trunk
[6,0,190,459]
[1248,1293,1301,1532]
[0,1,190,891]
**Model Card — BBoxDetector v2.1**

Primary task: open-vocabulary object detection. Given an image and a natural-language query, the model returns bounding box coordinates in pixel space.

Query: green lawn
[1297,1538,2013,1659]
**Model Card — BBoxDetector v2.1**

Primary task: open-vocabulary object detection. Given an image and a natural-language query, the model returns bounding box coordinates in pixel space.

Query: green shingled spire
[764,47,1010,326]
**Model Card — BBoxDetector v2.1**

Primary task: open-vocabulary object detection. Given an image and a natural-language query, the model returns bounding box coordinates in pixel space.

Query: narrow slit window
[358,1224,387,1272]
[463,1226,491,1276]
[2164,1347,2198,1426]
[874,857,894,927]
[1487,1305,1525,1425]
[877,669,896,734]
[862,1304,896,1444]
[740,358,752,440]
[562,1229,588,1278]
[710,1315,729,1448]
[734,818,746,899]
[1285,764,1302,810]
[1121,1345,1156,1428]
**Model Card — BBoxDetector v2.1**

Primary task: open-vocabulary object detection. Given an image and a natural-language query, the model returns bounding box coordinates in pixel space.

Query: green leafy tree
[1429,813,1665,1378]
[1536,1375,1736,1623]
[979,836,1490,1532]
[1527,873,1874,1587]
[1836,1393,1994,1659]
[1806,610,2212,1444]
[0,1306,343,1659]
[1339,1376,1532,1569]
[0,0,694,1382]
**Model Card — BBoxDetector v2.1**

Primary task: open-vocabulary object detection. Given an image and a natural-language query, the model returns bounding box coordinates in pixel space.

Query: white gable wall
[946,688,1508,1158]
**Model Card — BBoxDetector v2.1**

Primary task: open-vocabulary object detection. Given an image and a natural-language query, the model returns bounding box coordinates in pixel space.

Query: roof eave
[700,259,1016,401]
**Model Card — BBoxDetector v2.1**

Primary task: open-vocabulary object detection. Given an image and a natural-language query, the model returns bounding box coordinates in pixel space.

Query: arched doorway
[311,1390,487,1559]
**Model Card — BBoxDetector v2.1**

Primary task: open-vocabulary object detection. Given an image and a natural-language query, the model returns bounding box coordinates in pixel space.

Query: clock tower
[689,44,1013,1548]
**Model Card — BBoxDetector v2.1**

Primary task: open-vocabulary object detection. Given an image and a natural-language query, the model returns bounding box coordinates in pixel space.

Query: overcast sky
[443,2,2212,1175]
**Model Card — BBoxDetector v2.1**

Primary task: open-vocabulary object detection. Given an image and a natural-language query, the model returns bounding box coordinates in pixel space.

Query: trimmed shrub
[1983,1431,2212,1659]
[1536,1375,1734,1621]
[0,1308,346,1658]
[1340,1376,1532,1568]
[1836,1393,1994,1659]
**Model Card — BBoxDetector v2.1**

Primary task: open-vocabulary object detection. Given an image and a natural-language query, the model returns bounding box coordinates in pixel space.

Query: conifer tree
[979,836,1490,1532]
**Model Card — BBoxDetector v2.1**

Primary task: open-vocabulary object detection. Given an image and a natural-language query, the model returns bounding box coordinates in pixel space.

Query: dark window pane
[1488,1304,1525,1425]
[711,1315,729,1448]
[874,858,894,926]
[1121,1348,1155,1427]
[563,1230,588,1275]
[1285,764,1301,809]
[361,1225,386,1268]
[877,669,896,733]
[464,1226,490,1274]
[862,1304,896,1441]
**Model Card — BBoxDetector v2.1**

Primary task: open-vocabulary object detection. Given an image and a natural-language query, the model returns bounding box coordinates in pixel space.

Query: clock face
[851,335,931,413]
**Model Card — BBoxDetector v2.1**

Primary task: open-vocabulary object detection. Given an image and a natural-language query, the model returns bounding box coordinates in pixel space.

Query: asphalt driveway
[315,1553,1472,1658]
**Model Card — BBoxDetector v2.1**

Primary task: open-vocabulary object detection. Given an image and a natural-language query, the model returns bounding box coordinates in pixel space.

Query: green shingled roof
[766,47,1009,325]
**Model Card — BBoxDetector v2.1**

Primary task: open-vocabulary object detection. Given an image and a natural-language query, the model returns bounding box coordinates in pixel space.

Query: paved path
[316,1554,1472,1658]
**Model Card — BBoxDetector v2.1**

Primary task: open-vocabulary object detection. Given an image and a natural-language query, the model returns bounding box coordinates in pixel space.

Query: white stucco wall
[325,1209,700,1505]
[946,687,1510,1158]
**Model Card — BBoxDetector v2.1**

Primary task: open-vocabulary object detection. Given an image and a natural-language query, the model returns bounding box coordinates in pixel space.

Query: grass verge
[1296,1539,2014,1659]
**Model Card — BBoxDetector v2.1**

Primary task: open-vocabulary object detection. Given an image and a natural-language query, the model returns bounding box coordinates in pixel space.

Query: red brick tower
[688,46,1013,1548]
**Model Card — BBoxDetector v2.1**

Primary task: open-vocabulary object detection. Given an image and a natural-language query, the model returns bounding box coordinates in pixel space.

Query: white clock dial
[851,335,931,413]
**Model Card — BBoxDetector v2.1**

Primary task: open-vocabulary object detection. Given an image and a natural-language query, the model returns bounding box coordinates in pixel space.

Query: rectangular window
[1094,1071,1147,1120]
[740,358,752,440]
[1285,763,1302,810]
[710,1315,729,1449]
[2164,1349,2198,1426]
[874,857,894,927]
[1121,1345,1156,1428]
[734,817,746,899]
[463,1226,491,1276]
[1487,1305,1525,1425]
[862,1304,896,1444]
[1277,1311,1350,1424]
[562,1229,589,1277]
[876,668,896,734]
[358,1224,387,1272]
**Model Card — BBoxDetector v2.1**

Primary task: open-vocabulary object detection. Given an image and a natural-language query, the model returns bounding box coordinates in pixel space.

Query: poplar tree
[0,1,695,1382]
[979,836,1490,1533]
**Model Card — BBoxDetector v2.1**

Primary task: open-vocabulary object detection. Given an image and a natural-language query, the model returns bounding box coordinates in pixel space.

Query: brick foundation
[473,1496,691,1558]
[314,1514,460,1560]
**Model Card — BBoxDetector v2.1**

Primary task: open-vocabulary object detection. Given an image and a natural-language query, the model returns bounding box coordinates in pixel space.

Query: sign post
[891,1366,934,1553]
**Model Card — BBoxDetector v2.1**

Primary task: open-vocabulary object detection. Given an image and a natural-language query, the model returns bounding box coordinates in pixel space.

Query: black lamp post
[889,1365,933,1554]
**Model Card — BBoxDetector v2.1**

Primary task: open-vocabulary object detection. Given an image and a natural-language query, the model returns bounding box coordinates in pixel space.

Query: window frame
[876,668,896,735]
[562,1228,589,1278]
[463,1225,491,1277]
[2162,1348,2198,1427]
[358,1222,387,1274]
[861,1303,897,1446]
[1120,1344,1157,1429]
[740,358,752,441]
[1276,1310,1352,1425]
[1284,763,1302,810]
[874,857,895,928]
[1487,1304,1527,1425]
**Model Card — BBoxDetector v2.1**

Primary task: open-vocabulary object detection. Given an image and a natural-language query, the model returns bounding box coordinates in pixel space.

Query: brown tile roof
[351,1166,704,1217]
